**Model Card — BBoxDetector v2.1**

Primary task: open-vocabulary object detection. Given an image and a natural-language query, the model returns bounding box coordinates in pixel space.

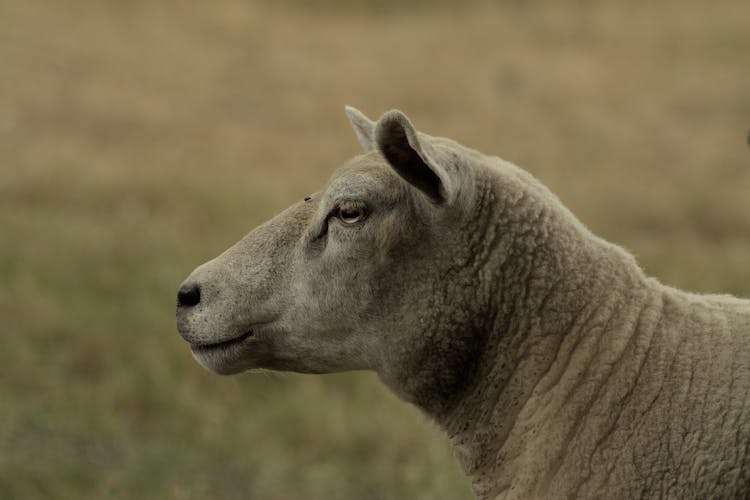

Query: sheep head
[175,108,479,396]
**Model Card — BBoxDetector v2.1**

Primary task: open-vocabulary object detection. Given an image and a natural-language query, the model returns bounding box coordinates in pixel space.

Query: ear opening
[345,106,376,152]
[375,110,453,204]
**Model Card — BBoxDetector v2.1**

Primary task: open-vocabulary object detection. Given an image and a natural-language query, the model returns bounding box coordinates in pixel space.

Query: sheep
[176,107,750,499]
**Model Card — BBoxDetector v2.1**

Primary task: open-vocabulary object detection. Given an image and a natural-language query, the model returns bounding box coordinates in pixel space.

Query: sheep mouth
[190,330,254,353]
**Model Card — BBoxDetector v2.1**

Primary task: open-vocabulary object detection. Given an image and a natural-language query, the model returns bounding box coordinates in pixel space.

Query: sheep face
[176,108,476,378]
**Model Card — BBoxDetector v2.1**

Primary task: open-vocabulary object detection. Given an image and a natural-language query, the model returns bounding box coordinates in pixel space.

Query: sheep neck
[434,174,659,498]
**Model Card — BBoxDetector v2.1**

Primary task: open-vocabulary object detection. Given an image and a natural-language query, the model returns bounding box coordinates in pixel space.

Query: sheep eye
[336,202,367,225]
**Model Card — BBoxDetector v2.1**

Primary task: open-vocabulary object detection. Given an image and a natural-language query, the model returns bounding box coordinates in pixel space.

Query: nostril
[177,283,201,308]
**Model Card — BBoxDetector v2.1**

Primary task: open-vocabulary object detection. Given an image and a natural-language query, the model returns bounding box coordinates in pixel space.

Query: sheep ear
[375,110,454,204]
[345,106,376,152]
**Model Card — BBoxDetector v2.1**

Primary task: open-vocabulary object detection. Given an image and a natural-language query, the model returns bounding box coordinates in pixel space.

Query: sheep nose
[177,283,201,308]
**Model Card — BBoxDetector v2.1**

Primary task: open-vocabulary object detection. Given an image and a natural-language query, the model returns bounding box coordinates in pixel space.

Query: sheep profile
[176,107,750,499]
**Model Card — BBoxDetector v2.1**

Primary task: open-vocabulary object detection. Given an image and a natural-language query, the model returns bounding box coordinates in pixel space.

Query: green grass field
[1,0,749,498]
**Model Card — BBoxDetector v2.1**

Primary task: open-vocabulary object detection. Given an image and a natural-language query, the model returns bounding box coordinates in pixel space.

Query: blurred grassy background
[1,0,748,498]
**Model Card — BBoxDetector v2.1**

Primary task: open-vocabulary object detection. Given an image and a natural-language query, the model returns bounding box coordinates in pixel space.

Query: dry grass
[1,0,749,498]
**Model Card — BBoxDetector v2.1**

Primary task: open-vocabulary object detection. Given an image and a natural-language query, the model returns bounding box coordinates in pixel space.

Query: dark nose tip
[177,283,201,308]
